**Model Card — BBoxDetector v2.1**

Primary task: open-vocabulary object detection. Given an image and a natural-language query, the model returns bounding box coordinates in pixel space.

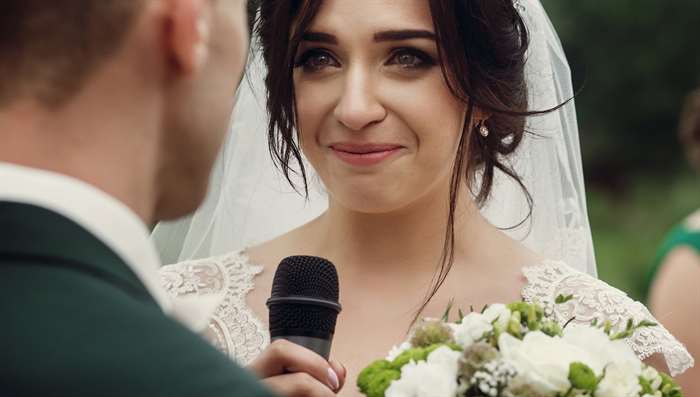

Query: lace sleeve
[522,261,694,377]
[160,251,270,365]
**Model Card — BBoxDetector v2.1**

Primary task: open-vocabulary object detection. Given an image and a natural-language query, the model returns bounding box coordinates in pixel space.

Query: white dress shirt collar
[0,162,174,315]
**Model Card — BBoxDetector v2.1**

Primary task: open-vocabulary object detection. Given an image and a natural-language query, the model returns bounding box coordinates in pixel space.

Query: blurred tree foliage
[541,0,700,190]
[540,1,700,300]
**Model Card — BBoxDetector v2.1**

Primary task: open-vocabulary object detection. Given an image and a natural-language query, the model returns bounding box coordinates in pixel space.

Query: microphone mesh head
[271,256,339,301]
[268,256,340,338]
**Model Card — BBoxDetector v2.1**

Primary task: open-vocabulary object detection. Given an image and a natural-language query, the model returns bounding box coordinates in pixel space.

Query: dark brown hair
[256,0,555,318]
[0,1,144,108]
[680,88,700,172]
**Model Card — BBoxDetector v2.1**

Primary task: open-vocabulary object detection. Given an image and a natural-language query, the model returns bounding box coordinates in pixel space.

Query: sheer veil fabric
[153,0,597,276]
[153,0,696,376]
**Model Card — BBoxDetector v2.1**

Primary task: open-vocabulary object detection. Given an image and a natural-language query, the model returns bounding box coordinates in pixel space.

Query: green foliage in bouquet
[357,297,685,397]
[357,360,401,397]
[568,362,598,393]
[358,342,464,397]
[638,370,683,397]
[505,302,562,338]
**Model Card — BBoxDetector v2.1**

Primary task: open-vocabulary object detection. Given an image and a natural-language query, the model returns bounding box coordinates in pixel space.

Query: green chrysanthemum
[357,360,400,397]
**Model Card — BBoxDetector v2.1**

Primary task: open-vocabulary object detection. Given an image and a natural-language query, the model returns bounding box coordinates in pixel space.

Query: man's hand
[248,339,347,397]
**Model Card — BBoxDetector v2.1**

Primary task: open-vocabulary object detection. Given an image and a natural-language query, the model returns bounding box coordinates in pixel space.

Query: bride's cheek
[295,81,335,141]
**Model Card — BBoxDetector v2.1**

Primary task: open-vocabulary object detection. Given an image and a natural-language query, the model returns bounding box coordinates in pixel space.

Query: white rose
[595,362,642,397]
[563,325,642,376]
[453,312,493,348]
[386,342,412,361]
[482,304,511,330]
[385,346,461,397]
[426,345,462,373]
[499,332,593,395]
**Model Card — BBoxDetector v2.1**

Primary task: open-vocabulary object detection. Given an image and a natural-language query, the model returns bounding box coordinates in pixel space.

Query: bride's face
[293,0,466,213]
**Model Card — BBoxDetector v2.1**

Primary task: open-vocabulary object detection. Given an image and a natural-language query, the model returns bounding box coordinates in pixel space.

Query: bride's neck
[312,184,489,272]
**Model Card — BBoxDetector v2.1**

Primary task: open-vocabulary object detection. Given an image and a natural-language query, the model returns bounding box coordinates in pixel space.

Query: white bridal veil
[152,0,598,277]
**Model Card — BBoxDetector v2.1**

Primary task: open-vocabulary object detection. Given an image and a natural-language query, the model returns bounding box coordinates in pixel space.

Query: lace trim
[161,253,693,376]
[161,251,270,365]
[522,261,695,376]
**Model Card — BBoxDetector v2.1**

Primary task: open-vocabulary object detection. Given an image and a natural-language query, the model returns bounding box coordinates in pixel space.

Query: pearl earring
[479,123,490,138]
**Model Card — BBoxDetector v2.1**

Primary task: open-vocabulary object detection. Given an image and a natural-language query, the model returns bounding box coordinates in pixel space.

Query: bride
[154,0,693,393]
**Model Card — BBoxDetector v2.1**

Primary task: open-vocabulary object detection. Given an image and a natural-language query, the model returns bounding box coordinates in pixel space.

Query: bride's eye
[294,49,340,72]
[387,48,436,70]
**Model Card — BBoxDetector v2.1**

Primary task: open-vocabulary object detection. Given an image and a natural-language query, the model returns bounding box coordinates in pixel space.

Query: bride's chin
[328,186,411,215]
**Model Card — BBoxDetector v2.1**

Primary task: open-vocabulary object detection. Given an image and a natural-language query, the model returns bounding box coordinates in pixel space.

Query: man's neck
[0,98,161,224]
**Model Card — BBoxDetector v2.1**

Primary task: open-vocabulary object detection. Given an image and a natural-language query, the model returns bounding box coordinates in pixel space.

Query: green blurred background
[541,0,700,301]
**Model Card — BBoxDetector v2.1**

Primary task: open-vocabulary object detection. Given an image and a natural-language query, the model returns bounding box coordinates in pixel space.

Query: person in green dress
[648,87,700,395]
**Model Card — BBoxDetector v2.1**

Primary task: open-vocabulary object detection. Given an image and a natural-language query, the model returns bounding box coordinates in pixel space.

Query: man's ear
[166,0,212,75]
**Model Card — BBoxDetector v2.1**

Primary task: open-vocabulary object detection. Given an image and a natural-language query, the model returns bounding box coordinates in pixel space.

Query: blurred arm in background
[648,88,700,394]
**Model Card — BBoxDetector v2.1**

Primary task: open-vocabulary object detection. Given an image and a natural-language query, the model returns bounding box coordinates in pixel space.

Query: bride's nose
[333,67,387,131]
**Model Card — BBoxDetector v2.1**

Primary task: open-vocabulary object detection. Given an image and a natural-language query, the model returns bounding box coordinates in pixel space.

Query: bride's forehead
[310,0,433,32]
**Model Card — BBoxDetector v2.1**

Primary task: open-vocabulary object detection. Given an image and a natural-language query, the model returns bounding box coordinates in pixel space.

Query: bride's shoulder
[160,250,262,298]
[521,260,694,376]
[520,260,646,317]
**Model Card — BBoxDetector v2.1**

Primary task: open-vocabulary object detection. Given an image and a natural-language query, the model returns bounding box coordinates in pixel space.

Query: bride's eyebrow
[301,31,338,44]
[300,29,437,45]
[374,29,436,42]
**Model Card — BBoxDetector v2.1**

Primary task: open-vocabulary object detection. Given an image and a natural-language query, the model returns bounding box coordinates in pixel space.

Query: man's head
[0,0,250,221]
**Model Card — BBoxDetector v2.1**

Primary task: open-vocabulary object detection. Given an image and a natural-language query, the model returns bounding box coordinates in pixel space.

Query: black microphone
[266,256,342,360]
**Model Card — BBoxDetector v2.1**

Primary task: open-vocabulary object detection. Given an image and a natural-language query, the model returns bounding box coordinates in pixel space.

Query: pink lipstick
[329,143,404,167]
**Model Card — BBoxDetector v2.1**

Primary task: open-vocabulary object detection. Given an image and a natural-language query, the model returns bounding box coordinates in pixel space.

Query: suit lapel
[0,201,157,306]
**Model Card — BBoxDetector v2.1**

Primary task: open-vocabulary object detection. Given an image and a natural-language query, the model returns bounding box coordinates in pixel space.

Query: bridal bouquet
[357,298,682,397]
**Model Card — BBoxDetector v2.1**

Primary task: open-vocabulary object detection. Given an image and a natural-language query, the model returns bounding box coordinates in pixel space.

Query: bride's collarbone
[244,251,527,310]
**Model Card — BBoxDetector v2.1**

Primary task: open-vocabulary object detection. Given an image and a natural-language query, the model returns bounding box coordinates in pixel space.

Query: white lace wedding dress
[160,250,694,377]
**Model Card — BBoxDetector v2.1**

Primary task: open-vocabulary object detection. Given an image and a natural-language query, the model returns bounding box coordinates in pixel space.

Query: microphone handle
[271,335,333,360]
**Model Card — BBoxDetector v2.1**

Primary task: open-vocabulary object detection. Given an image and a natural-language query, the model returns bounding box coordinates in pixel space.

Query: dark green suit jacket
[0,202,275,397]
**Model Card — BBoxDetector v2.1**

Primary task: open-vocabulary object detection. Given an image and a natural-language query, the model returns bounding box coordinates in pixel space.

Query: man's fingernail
[327,367,340,390]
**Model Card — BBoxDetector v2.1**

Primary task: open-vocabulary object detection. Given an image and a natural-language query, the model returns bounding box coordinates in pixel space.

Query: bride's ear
[164,0,212,76]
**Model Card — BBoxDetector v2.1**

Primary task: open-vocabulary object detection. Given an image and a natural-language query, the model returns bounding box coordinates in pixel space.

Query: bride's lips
[329,143,405,167]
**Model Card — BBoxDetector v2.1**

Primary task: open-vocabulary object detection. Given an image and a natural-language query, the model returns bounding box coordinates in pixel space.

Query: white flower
[471,360,518,397]
[386,342,412,361]
[482,304,511,330]
[595,362,642,397]
[453,312,493,348]
[499,331,593,395]
[385,346,461,397]
[563,325,642,376]
[427,346,462,372]
[641,366,663,390]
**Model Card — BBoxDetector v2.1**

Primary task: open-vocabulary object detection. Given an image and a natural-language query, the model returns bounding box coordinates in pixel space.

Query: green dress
[646,210,700,298]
